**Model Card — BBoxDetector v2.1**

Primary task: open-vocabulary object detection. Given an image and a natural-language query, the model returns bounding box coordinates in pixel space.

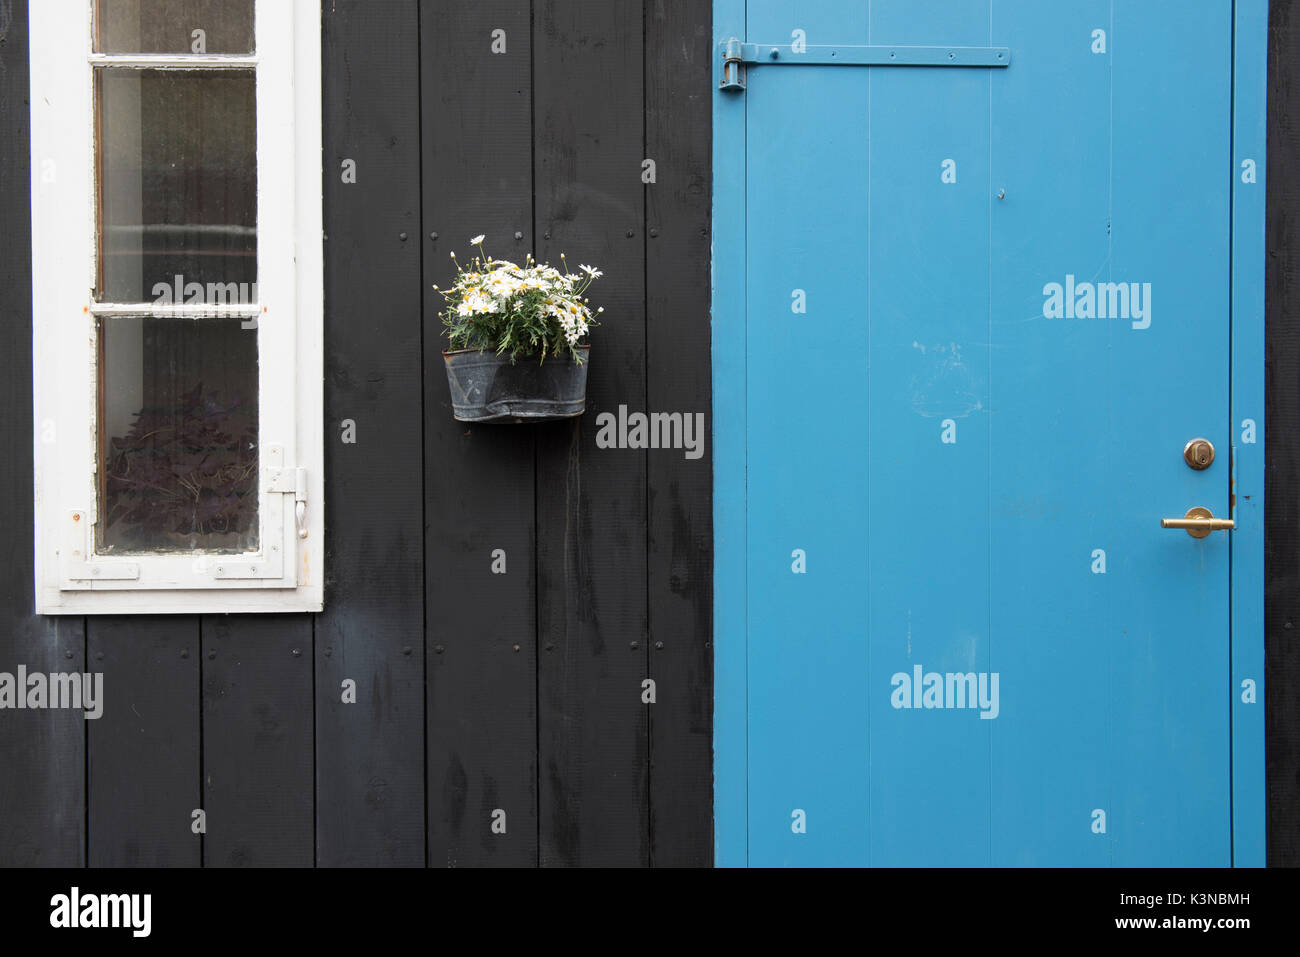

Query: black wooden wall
[1266,0,1300,869]
[0,0,712,868]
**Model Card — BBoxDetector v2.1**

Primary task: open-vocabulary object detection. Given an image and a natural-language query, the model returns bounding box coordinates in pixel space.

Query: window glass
[98,315,260,553]
[96,69,257,303]
[96,0,255,55]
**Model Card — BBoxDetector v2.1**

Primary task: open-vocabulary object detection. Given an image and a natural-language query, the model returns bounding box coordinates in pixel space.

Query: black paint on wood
[1266,0,1300,869]
[0,0,87,868]
[0,0,718,869]
[318,0,427,868]
[534,0,651,867]
[201,615,313,867]
[645,0,714,867]
[87,617,200,867]
[421,0,539,868]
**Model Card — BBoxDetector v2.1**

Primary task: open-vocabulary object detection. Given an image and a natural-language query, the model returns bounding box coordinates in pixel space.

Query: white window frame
[30,0,323,614]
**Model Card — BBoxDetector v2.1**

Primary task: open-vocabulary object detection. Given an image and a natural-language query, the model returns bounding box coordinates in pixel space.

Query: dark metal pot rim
[443,344,591,360]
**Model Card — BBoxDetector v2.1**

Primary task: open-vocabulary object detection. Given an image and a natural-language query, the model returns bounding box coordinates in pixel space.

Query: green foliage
[436,237,603,363]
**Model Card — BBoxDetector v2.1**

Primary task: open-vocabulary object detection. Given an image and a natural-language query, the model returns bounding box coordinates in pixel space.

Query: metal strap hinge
[719,38,1011,92]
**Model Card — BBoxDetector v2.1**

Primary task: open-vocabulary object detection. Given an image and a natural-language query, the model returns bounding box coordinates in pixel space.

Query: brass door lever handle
[1161,506,1235,539]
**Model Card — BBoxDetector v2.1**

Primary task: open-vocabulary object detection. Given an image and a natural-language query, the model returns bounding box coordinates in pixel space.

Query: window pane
[98,316,259,554]
[96,0,255,54]
[96,69,256,303]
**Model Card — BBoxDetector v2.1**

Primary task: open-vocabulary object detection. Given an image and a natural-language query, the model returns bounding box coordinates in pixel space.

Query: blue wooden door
[723,0,1242,866]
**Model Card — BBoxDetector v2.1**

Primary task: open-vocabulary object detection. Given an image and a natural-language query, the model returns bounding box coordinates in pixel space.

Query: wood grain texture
[0,0,86,869]
[1266,0,1300,868]
[534,0,651,867]
[87,617,200,867]
[645,0,713,867]
[201,615,313,867]
[422,0,539,868]
[0,0,718,870]
[317,0,426,868]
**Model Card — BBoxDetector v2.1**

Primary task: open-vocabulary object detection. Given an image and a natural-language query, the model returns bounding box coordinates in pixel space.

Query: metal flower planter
[443,346,589,423]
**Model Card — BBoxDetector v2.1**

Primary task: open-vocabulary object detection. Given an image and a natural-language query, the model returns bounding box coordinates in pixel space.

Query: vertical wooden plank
[202,615,313,866]
[1266,0,1300,868]
[87,617,200,866]
[986,1,1112,867]
[0,0,86,868]
[1232,0,1268,870]
[645,0,713,867]
[742,0,872,868]
[317,0,426,869]
[534,0,649,867]
[710,0,747,869]
[422,0,538,868]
